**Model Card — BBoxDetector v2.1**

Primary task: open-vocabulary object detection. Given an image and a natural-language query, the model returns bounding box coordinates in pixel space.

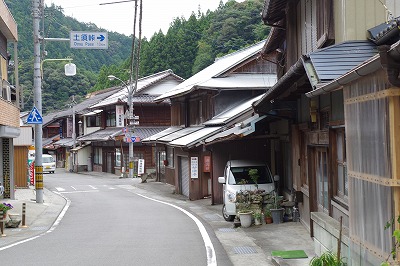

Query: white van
[218,160,275,221]
[42,154,56,174]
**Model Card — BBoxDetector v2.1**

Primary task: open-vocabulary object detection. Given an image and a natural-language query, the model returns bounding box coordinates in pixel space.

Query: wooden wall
[14,146,28,188]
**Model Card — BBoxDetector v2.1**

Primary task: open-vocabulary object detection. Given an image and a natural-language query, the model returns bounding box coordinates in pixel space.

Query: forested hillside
[7,0,269,114]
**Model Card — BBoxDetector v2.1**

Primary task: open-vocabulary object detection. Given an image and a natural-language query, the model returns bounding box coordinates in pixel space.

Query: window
[316,0,334,48]
[336,130,348,203]
[115,148,121,167]
[94,147,102,164]
[316,148,329,213]
[167,146,174,168]
[86,115,100,127]
[106,110,116,127]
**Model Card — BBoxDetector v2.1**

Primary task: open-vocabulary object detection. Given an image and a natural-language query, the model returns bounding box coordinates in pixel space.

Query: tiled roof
[78,127,169,142]
[155,40,268,101]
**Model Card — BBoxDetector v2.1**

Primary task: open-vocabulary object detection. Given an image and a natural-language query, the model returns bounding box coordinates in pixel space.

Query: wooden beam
[389,94,400,261]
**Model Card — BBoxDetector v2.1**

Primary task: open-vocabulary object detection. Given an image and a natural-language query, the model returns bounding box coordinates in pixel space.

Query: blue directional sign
[70,31,108,49]
[26,106,43,124]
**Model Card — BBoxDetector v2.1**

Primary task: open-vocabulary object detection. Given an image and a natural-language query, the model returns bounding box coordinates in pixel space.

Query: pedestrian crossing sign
[26,106,43,124]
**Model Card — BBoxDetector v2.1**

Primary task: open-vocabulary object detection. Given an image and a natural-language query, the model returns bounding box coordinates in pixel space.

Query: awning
[204,114,266,145]
[157,127,204,143]
[169,127,223,148]
[83,110,103,116]
[71,144,90,152]
[53,138,75,147]
[142,126,184,142]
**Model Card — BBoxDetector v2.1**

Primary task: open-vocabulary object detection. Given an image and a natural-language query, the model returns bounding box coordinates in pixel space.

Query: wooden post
[0,210,5,237]
[337,216,343,262]
[21,202,27,228]
[389,92,400,261]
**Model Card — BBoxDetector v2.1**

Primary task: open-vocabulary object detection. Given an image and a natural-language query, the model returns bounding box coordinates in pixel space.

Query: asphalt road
[0,171,226,266]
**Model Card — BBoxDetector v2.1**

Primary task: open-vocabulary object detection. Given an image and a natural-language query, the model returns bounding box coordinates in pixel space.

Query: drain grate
[30,226,48,231]
[204,214,220,221]
[218,228,236,232]
[233,246,258,254]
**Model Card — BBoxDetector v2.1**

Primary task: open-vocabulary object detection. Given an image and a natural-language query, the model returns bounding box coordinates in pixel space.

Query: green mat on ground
[271,250,308,259]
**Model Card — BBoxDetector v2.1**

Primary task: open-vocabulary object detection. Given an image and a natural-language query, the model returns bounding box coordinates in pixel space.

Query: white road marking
[0,192,71,251]
[55,187,65,192]
[71,186,77,190]
[88,185,97,190]
[135,193,217,266]
[59,190,99,194]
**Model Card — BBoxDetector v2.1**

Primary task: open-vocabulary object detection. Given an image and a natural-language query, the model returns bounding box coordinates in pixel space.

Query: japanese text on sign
[191,157,199,179]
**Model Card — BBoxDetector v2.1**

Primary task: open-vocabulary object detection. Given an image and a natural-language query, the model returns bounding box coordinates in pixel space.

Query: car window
[230,166,272,184]
[42,156,54,163]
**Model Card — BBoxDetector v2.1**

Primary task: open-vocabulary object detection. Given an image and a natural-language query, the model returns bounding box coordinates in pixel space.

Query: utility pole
[33,0,43,203]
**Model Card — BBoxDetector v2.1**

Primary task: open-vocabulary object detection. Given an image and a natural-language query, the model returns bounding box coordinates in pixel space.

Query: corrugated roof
[157,127,204,143]
[169,127,223,148]
[204,94,263,126]
[142,126,184,142]
[307,41,378,82]
[155,40,267,101]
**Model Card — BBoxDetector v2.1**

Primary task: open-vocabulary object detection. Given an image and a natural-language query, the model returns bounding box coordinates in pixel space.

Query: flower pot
[238,211,253,228]
[270,208,285,224]
[265,216,273,224]
[254,217,262,225]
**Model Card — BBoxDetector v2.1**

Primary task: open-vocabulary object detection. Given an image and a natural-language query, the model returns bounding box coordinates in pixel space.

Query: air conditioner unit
[2,85,11,101]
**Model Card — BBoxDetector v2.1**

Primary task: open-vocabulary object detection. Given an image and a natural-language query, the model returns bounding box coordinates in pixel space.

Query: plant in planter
[0,202,13,219]
[235,184,253,228]
[253,209,263,225]
[309,251,346,266]
[269,191,285,224]
[249,168,259,189]
[264,208,273,224]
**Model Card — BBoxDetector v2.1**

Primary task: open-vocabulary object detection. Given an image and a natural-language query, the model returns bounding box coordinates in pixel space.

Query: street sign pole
[33,0,43,203]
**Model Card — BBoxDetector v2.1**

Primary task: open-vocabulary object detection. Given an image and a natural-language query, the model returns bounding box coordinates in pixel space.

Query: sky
[44,0,239,38]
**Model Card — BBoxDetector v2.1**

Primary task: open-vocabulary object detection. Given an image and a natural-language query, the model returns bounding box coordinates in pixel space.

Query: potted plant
[0,202,13,219]
[236,190,253,228]
[264,208,273,224]
[269,191,285,224]
[253,209,263,225]
[249,168,259,189]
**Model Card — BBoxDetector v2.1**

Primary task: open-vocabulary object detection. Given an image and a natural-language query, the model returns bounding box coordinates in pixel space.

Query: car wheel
[222,204,235,221]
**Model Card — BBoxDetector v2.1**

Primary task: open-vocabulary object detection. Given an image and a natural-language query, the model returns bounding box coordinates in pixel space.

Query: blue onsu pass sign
[70,31,108,49]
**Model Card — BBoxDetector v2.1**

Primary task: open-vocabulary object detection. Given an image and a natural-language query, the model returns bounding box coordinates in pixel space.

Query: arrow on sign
[97,35,105,41]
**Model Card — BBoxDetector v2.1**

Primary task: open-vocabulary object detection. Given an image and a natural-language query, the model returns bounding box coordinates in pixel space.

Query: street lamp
[108,75,134,178]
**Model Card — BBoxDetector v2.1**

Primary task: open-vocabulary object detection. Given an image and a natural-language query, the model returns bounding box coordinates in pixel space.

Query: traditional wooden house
[79,70,183,175]
[144,40,277,202]
[41,87,121,171]
[0,1,19,198]
[255,0,400,265]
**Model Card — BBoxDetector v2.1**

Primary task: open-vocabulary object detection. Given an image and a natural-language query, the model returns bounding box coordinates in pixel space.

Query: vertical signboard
[28,146,35,185]
[138,159,145,175]
[191,157,199,179]
[116,105,124,127]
